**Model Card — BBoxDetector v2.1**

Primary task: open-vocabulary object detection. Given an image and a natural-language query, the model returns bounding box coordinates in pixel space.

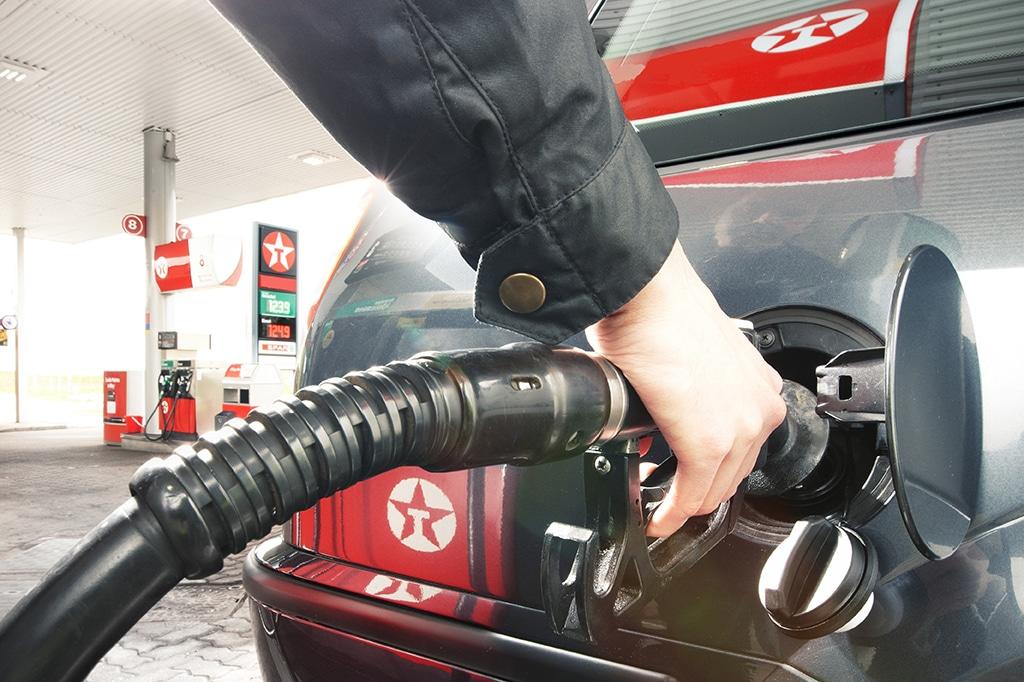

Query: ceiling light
[291,150,339,166]
[0,58,48,85]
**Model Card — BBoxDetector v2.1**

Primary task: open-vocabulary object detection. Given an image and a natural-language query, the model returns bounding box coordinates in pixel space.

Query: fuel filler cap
[758,517,878,639]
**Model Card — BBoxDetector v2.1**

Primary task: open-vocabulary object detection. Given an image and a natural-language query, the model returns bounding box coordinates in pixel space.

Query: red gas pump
[157,361,197,440]
[142,332,221,442]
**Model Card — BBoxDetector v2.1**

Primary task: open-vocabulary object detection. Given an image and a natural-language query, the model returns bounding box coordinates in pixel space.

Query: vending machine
[102,371,143,445]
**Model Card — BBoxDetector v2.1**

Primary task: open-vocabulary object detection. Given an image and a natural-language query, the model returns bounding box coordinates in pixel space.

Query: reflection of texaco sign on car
[364,575,441,603]
[386,478,456,552]
[261,231,296,273]
[752,9,869,54]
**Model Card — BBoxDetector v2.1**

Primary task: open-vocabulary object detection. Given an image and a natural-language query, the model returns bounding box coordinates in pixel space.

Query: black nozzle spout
[747,380,831,497]
[0,343,644,682]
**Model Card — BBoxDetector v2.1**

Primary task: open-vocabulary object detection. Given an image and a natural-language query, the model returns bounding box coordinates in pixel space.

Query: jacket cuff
[474,124,679,345]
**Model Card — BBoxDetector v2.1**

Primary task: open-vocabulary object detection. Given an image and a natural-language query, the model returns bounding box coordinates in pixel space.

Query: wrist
[600,243,710,326]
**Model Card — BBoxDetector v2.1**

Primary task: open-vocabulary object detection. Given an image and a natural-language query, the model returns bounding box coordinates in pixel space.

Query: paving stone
[197,644,257,665]
[147,639,207,660]
[126,657,199,679]
[0,429,264,681]
[89,662,137,682]
[159,623,217,646]
[202,623,245,643]
[169,655,244,679]
[217,667,264,682]
[119,635,166,654]
[166,673,204,682]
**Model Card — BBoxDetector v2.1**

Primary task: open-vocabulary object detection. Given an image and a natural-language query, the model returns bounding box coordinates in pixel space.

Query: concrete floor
[0,428,262,681]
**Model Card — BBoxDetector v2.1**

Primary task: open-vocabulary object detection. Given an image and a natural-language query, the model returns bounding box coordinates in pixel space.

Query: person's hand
[586,243,786,537]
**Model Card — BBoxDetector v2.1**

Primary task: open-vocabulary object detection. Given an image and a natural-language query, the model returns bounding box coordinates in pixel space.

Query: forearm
[210,0,678,342]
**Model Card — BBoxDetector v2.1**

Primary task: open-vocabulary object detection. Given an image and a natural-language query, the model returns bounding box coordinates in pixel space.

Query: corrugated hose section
[131,354,461,578]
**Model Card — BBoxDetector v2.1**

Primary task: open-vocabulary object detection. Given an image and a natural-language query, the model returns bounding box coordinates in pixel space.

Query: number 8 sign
[121,214,147,237]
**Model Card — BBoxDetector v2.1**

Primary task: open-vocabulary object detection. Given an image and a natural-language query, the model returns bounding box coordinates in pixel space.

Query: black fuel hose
[0,343,649,682]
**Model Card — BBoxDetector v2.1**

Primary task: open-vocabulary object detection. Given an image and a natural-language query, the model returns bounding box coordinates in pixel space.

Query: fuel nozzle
[746,380,830,497]
[639,379,830,518]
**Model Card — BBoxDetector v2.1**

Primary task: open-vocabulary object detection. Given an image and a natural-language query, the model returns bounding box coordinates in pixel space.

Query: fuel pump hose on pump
[0,343,655,682]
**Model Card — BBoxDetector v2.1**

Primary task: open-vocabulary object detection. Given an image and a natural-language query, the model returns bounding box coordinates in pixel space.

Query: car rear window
[592,0,1024,162]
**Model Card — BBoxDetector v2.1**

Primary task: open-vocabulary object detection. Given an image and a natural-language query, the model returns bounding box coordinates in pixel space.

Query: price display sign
[259,290,297,318]
[254,223,299,358]
[259,318,296,341]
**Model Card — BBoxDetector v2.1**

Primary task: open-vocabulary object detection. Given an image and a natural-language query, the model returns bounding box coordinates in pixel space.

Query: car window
[592,0,1024,162]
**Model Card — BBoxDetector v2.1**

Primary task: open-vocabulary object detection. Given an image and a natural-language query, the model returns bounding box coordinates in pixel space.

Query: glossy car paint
[244,103,1024,681]
[249,596,503,682]
[604,0,909,124]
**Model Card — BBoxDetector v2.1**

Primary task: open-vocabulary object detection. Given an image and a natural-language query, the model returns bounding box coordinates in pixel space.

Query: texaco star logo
[154,256,169,279]
[386,477,456,552]
[261,231,296,273]
[752,9,868,54]
[364,575,441,603]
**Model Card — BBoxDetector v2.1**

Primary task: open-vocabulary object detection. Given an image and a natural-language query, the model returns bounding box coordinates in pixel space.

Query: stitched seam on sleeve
[403,0,613,314]
[538,217,607,315]
[476,216,606,318]
[401,0,541,214]
[540,121,628,216]
[471,217,541,334]
[468,120,630,313]
[399,3,478,151]
[453,217,513,256]
[536,122,630,317]
[462,121,628,255]
[473,218,603,342]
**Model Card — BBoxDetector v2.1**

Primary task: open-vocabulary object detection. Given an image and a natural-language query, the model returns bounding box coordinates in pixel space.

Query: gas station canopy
[0,0,368,243]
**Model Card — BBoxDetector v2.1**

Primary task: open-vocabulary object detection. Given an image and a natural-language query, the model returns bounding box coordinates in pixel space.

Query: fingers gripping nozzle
[540,377,829,643]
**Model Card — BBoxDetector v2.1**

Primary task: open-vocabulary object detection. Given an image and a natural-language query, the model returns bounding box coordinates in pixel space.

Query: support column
[12,226,25,423]
[143,127,177,434]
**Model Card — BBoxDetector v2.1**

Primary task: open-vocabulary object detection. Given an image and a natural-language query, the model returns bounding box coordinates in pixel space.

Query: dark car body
[246,2,1024,680]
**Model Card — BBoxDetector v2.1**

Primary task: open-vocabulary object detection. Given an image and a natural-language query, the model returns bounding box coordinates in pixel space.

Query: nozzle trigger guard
[541,440,744,643]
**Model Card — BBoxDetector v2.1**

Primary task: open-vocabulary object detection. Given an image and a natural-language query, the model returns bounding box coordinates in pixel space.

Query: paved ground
[0,428,263,681]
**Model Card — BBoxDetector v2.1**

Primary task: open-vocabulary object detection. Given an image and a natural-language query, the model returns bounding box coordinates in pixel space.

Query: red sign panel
[257,273,297,293]
[607,0,910,123]
[153,237,242,293]
[153,239,192,292]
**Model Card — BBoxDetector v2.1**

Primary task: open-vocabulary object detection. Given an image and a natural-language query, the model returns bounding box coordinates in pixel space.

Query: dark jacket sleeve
[210,0,679,344]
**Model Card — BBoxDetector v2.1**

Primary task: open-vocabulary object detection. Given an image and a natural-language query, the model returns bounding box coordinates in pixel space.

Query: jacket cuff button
[499,273,546,314]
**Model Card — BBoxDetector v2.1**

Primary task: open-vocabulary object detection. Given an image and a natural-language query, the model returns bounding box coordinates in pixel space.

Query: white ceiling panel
[0,0,367,242]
